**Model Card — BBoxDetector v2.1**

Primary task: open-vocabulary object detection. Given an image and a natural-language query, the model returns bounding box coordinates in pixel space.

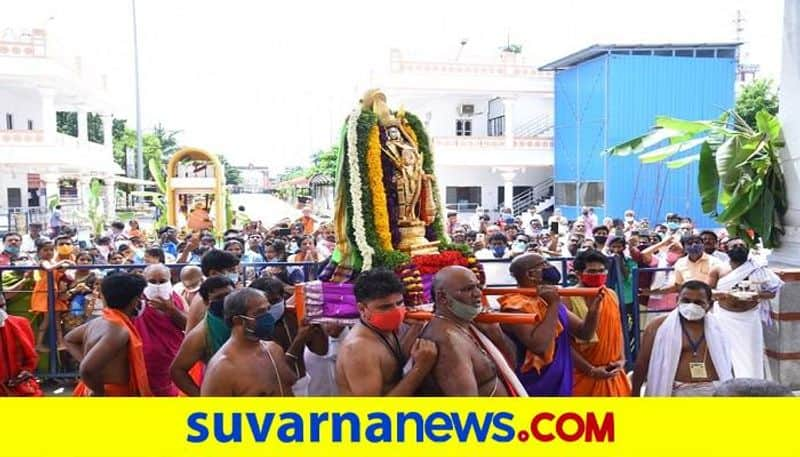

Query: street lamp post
[131,0,144,192]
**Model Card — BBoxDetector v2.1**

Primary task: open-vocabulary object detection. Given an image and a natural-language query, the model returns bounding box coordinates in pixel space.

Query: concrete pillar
[78,176,91,212]
[77,107,88,143]
[770,0,800,266]
[39,88,57,144]
[765,0,800,388]
[503,97,516,148]
[104,178,116,218]
[41,173,60,218]
[498,168,519,212]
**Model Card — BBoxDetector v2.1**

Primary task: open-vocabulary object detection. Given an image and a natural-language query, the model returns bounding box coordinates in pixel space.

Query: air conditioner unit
[457,104,475,117]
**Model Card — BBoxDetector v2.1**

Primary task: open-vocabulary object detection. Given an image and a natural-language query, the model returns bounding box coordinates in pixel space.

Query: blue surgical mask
[541,266,562,285]
[447,294,481,322]
[686,244,704,257]
[667,222,679,231]
[226,272,240,284]
[4,245,19,256]
[268,300,285,322]
[239,312,276,340]
[492,246,506,258]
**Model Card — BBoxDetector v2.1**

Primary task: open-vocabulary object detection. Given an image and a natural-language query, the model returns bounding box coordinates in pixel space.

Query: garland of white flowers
[346,107,374,270]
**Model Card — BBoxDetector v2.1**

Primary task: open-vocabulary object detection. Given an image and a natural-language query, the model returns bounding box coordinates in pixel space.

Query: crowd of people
[0,203,792,397]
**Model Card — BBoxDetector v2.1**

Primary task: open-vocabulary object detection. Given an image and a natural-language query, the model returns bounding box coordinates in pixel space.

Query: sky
[2,0,787,173]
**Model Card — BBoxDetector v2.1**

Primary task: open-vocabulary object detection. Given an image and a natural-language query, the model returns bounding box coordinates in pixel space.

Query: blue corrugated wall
[553,52,736,227]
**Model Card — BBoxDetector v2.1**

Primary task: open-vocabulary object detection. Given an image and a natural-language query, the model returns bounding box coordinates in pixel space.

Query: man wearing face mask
[65,273,152,396]
[337,269,437,396]
[498,254,600,396]
[201,288,298,396]
[185,250,241,332]
[134,264,187,396]
[475,233,511,260]
[591,226,609,253]
[173,265,204,306]
[633,281,733,396]
[250,277,328,396]
[568,250,631,396]
[712,238,783,379]
[170,276,234,396]
[419,266,526,396]
[646,235,723,296]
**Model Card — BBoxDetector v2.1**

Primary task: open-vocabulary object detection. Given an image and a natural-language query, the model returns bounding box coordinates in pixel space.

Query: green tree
[56,111,77,136]
[88,112,104,144]
[736,79,779,129]
[277,165,305,182]
[307,146,339,178]
[56,112,104,143]
[217,154,242,185]
[152,122,181,159]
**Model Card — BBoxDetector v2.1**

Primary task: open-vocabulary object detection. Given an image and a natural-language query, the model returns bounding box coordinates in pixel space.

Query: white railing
[433,136,553,149]
[391,54,553,80]
[0,130,45,145]
[0,28,46,57]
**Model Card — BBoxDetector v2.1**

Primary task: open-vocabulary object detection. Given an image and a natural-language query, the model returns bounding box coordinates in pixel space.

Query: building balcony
[0,131,120,175]
[432,136,554,167]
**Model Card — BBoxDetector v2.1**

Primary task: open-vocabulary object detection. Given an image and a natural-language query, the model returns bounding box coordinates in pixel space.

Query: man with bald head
[418,266,527,396]
[201,288,297,396]
[134,264,188,396]
[174,265,203,307]
[498,253,602,396]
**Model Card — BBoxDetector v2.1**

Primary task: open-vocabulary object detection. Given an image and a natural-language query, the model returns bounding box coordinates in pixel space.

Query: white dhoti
[712,304,765,379]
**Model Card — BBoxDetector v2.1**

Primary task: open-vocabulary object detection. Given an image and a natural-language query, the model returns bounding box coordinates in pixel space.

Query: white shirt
[304,327,349,396]
[21,234,48,254]
[711,250,730,264]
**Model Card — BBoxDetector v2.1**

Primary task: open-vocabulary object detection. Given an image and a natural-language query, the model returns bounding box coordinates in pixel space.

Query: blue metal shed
[540,43,740,227]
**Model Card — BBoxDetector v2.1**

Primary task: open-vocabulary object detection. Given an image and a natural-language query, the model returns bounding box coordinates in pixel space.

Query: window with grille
[456,119,472,136]
[487,98,505,137]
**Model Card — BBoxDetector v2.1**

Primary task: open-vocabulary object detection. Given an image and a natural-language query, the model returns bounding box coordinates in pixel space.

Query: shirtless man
[419,266,523,396]
[201,288,297,396]
[632,280,733,396]
[170,276,234,396]
[336,268,437,396]
[65,273,151,396]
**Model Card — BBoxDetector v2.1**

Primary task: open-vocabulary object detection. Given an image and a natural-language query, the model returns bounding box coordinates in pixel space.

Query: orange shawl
[497,294,563,374]
[74,309,152,396]
[569,290,631,396]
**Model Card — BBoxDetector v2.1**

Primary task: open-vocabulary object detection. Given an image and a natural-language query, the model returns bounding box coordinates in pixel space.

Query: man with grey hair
[201,288,297,396]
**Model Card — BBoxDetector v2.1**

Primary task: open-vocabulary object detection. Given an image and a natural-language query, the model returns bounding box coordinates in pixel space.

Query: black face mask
[209,298,225,318]
[728,246,749,263]
[594,236,608,245]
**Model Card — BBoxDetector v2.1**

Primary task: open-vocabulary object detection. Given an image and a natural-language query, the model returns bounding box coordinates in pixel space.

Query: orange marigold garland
[367,125,393,251]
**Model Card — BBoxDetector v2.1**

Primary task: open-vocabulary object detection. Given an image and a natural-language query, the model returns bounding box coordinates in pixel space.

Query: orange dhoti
[73,309,152,397]
[569,291,632,397]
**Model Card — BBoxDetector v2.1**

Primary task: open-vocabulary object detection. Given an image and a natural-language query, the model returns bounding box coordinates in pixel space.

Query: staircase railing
[501,177,554,215]
[513,113,554,138]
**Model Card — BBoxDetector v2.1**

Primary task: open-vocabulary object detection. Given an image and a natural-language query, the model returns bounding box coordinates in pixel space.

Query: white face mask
[0,307,7,327]
[144,282,173,301]
[678,301,706,321]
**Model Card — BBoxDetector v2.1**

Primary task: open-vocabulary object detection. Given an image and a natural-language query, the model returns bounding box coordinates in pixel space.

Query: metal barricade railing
[0,261,319,380]
[481,255,633,367]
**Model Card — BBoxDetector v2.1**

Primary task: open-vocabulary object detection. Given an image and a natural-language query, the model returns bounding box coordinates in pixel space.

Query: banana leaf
[697,142,719,214]
[655,116,713,144]
[755,111,782,143]
[665,154,699,169]
[604,127,682,157]
[639,137,706,164]
[149,158,167,193]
